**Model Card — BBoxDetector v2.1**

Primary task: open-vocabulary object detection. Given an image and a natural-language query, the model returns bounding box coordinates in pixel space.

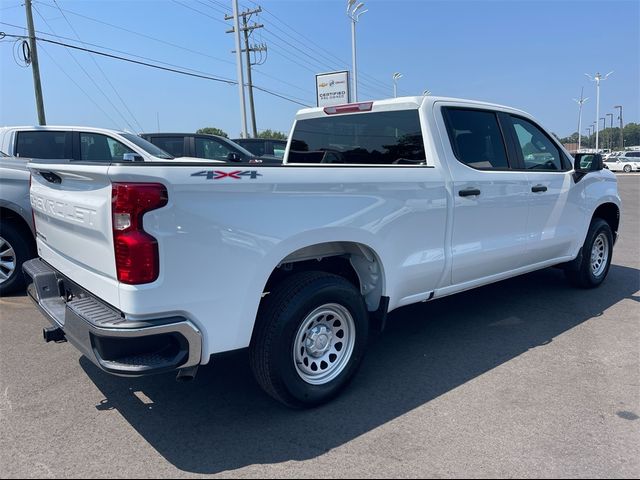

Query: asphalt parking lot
[1,176,638,479]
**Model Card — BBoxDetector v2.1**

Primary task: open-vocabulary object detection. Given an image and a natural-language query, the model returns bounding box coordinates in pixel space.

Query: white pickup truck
[24,96,621,408]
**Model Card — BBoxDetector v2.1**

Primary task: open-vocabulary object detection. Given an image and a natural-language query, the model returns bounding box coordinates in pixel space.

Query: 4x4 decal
[191,170,262,180]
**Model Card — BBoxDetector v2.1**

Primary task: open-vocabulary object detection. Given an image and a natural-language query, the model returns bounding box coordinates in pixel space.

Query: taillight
[112,183,168,284]
[323,102,373,115]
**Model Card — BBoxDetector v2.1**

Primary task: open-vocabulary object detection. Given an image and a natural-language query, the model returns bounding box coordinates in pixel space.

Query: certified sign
[316,71,350,107]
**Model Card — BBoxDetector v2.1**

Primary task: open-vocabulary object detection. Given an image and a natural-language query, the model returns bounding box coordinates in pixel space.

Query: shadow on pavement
[82,264,639,474]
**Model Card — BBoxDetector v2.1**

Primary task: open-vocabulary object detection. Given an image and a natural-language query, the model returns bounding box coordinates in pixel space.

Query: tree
[196,127,228,138]
[623,123,640,147]
[256,129,288,140]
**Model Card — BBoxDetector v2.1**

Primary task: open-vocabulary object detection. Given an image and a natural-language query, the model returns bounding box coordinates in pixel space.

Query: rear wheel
[0,222,32,296]
[565,218,613,288]
[250,271,369,408]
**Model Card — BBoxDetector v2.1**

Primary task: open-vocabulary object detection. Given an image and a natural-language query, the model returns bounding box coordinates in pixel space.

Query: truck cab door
[440,106,530,285]
[505,115,584,264]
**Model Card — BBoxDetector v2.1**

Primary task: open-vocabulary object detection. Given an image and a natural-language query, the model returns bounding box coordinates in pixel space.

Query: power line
[171,0,229,26]
[36,0,235,67]
[33,1,317,100]
[259,27,387,99]
[249,0,395,94]
[38,43,120,127]
[32,5,138,131]
[1,31,311,107]
[51,0,144,131]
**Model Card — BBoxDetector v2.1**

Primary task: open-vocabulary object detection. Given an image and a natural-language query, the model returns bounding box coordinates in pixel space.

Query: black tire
[623,164,632,173]
[0,221,33,296]
[565,218,613,289]
[250,271,369,408]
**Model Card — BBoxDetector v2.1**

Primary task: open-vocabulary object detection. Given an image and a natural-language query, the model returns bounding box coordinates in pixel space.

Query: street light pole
[606,113,614,150]
[614,105,623,150]
[585,71,613,151]
[573,87,588,151]
[347,1,367,102]
[392,72,402,98]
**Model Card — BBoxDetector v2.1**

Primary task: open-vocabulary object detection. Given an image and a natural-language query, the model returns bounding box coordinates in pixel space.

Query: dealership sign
[316,71,350,107]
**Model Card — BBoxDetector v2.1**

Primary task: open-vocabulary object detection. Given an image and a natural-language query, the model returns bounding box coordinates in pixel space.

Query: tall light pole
[392,72,402,98]
[573,87,588,151]
[586,127,592,147]
[606,113,614,150]
[347,0,367,102]
[614,105,624,150]
[585,71,613,151]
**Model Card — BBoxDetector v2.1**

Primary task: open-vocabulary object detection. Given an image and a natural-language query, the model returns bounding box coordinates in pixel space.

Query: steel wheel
[590,232,609,277]
[293,303,356,386]
[0,235,16,285]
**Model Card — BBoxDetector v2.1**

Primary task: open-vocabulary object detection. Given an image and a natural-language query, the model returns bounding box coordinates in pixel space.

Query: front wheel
[623,164,632,173]
[250,271,369,408]
[565,218,613,288]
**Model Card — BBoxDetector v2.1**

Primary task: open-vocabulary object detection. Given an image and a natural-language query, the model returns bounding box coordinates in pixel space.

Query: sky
[0,0,638,138]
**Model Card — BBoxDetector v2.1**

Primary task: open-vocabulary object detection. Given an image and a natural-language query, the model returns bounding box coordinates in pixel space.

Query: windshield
[120,133,174,159]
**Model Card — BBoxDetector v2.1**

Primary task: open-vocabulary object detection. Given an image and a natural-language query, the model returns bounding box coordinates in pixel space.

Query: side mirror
[122,153,144,162]
[573,153,603,182]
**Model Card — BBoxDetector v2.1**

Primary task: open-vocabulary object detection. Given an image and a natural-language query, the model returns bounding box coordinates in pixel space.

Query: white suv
[0,126,222,163]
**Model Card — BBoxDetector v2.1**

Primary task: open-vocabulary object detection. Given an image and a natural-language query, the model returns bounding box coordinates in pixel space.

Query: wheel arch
[592,202,620,240]
[0,205,36,252]
[262,240,387,313]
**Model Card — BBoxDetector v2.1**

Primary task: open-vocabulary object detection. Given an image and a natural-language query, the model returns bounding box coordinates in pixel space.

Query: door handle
[459,188,481,197]
[531,184,547,193]
[39,171,62,184]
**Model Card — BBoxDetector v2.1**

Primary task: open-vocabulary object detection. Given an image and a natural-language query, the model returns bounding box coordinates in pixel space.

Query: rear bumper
[23,258,202,377]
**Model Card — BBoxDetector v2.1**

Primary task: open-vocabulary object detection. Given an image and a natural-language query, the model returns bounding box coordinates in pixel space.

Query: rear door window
[149,136,186,157]
[79,132,135,162]
[443,108,510,170]
[15,131,71,159]
[289,110,426,165]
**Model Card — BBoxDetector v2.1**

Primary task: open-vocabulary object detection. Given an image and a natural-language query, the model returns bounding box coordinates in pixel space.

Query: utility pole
[614,105,623,150]
[573,87,588,151]
[24,0,46,125]
[229,0,247,139]
[226,6,266,138]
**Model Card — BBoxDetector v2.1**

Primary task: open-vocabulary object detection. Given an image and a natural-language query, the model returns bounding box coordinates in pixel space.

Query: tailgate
[29,162,120,308]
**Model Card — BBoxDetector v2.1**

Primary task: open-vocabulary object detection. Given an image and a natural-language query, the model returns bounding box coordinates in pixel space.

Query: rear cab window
[288,110,426,165]
[15,131,71,159]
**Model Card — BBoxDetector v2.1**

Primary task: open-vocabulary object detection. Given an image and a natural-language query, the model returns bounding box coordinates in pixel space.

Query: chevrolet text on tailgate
[25,97,621,408]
